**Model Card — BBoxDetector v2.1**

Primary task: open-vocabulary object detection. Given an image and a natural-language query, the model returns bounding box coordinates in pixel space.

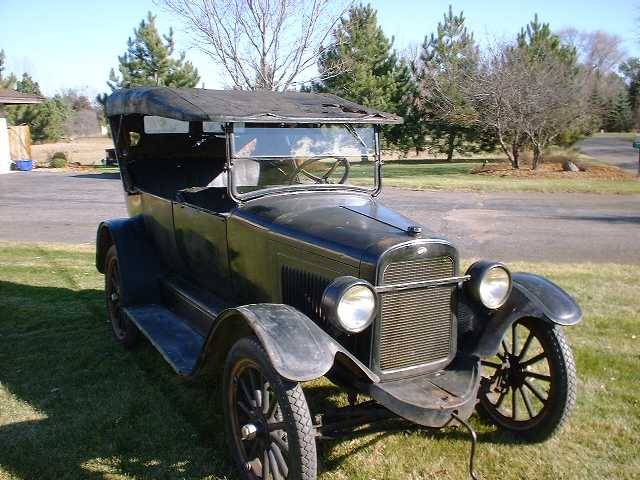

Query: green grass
[70,165,119,173]
[1,243,639,479]
[590,132,637,140]
[349,160,640,194]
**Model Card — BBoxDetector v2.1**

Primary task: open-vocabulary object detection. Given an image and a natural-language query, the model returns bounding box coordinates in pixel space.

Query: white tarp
[0,117,10,174]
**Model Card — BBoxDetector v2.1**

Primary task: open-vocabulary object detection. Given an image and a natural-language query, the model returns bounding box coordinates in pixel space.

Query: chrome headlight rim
[322,276,377,334]
[466,261,513,310]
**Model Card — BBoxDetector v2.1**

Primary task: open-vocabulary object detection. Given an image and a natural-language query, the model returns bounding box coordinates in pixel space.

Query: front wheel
[477,318,576,442]
[223,337,317,480]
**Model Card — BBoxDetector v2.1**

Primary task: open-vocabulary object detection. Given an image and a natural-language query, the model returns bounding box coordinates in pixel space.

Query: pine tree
[314,4,414,150]
[6,73,72,142]
[620,57,640,127]
[414,6,488,161]
[516,15,577,65]
[515,15,581,169]
[604,90,633,132]
[107,12,200,91]
[0,49,17,89]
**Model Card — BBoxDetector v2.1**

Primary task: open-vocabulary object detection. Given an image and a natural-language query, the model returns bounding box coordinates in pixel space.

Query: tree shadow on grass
[0,280,235,479]
[303,382,525,474]
[0,279,523,479]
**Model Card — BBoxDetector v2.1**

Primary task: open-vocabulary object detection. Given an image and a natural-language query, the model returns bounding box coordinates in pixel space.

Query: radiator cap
[407,225,422,236]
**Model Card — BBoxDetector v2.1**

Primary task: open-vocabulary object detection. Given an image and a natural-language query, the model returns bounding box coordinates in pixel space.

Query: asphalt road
[577,135,639,173]
[1,170,639,263]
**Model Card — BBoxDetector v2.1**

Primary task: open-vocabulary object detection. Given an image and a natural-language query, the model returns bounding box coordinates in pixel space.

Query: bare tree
[159,0,350,91]
[517,52,588,169]
[466,45,527,168]
[467,45,588,169]
[558,28,626,74]
[557,28,627,132]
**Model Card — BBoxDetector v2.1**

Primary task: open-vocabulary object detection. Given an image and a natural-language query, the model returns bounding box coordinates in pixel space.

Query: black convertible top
[106,87,403,125]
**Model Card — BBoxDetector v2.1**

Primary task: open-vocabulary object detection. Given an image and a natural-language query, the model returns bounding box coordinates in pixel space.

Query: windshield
[229,124,378,198]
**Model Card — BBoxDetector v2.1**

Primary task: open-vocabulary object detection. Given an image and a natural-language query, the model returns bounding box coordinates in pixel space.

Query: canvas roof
[106,87,403,125]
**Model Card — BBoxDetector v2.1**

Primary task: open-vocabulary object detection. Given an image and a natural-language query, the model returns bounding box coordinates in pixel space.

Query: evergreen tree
[108,12,200,90]
[414,6,488,161]
[5,73,72,142]
[314,4,414,150]
[586,78,608,131]
[516,15,577,65]
[97,12,200,128]
[0,49,17,89]
[620,57,640,127]
[604,90,633,132]
[515,15,583,167]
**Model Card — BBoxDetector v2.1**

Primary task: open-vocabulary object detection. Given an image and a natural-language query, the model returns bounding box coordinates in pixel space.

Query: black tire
[477,318,576,442]
[223,337,317,480]
[104,245,140,348]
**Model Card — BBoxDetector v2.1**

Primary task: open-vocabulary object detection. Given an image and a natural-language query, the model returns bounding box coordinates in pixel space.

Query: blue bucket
[15,159,33,171]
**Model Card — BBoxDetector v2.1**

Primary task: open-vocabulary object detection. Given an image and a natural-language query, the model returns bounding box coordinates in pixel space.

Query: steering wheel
[289,156,351,185]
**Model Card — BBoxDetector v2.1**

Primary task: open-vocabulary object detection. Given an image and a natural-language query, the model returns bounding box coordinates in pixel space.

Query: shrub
[49,152,68,168]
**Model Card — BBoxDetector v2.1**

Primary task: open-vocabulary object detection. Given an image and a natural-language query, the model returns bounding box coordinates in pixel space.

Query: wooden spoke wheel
[223,337,316,480]
[104,245,139,348]
[477,317,576,442]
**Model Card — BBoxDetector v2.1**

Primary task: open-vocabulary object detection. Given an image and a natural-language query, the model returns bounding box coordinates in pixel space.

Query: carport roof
[106,87,403,125]
[0,89,45,105]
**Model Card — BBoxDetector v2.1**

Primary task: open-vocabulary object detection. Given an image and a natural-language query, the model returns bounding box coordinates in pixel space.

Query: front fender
[95,216,164,306]
[473,272,582,357]
[195,304,379,383]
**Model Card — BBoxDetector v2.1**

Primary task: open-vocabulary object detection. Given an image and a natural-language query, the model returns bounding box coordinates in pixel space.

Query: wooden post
[8,125,32,161]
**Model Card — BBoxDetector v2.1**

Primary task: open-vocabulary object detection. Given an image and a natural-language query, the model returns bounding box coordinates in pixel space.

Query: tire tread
[224,337,317,480]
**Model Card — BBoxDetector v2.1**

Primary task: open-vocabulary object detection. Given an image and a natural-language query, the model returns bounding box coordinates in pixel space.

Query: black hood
[232,191,441,267]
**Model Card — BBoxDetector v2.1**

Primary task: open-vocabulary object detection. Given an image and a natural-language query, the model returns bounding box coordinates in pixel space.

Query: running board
[161,277,228,336]
[123,305,204,375]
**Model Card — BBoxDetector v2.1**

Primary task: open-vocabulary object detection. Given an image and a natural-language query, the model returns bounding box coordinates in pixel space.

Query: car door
[140,191,184,270]
[173,201,232,299]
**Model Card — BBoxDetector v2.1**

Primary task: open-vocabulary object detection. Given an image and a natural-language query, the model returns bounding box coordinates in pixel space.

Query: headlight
[466,261,512,309]
[322,277,376,333]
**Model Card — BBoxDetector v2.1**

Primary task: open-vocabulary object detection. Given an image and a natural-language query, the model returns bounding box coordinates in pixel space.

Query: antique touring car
[97,87,581,479]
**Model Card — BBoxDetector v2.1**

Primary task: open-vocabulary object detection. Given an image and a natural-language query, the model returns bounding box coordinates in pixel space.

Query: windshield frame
[225,122,382,202]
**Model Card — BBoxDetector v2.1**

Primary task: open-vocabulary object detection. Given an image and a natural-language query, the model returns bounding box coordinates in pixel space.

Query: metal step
[161,277,229,336]
[123,304,205,375]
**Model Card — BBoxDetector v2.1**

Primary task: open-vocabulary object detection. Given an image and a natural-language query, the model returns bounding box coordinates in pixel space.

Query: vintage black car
[96,87,581,480]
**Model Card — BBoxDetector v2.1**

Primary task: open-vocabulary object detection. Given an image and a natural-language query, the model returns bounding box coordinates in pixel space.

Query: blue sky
[1,0,638,97]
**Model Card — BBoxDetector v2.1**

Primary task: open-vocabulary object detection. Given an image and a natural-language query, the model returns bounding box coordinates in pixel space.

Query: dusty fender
[195,303,379,383]
[473,272,582,357]
[95,216,164,306]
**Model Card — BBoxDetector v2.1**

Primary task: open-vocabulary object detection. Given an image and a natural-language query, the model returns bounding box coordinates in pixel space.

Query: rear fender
[195,304,379,383]
[95,216,164,306]
[473,273,582,357]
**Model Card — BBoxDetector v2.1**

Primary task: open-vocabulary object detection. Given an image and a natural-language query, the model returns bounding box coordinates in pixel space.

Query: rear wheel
[223,337,317,480]
[477,318,576,442]
[105,245,140,348]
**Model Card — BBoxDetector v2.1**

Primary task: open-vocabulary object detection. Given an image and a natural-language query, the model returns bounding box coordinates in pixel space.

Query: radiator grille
[378,256,454,371]
[281,266,330,325]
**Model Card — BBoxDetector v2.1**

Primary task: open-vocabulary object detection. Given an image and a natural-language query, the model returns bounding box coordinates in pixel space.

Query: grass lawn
[1,243,639,479]
[590,132,637,140]
[75,153,640,195]
[350,159,640,194]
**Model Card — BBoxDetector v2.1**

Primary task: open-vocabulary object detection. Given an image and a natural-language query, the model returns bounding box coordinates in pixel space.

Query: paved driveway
[1,170,639,263]
[577,135,639,173]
